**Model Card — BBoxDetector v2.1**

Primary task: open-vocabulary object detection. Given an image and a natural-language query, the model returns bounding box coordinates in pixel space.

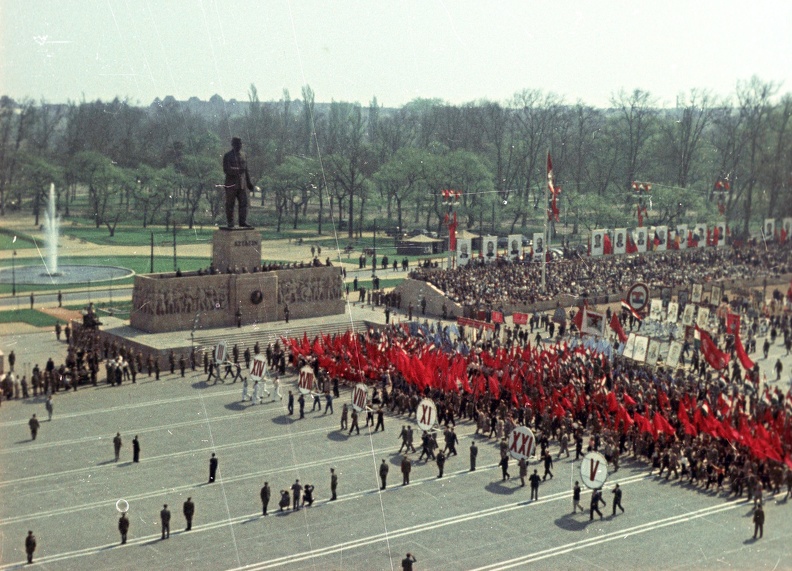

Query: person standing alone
[183,497,195,531]
[209,453,218,483]
[160,504,171,539]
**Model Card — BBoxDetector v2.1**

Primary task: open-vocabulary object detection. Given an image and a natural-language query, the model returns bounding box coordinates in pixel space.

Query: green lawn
[0,309,67,327]
[61,226,216,247]
[0,229,37,250]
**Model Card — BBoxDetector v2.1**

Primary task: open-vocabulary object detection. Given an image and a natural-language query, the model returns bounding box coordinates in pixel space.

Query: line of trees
[1,76,789,239]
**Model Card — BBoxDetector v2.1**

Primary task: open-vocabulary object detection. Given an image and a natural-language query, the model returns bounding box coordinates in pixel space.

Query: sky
[1,0,790,109]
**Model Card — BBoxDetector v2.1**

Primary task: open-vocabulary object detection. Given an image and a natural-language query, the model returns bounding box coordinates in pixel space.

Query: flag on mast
[547,152,560,222]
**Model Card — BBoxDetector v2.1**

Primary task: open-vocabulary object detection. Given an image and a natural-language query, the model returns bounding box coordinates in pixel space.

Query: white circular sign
[298,365,316,395]
[580,451,609,489]
[116,499,129,513]
[507,425,536,460]
[627,283,650,312]
[416,398,437,432]
[351,383,368,412]
[249,354,267,381]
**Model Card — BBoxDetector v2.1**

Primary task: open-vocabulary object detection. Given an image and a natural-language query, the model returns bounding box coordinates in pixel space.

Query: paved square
[1,329,792,570]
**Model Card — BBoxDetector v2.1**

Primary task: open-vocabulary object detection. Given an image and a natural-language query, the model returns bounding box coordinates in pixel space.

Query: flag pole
[542,151,551,293]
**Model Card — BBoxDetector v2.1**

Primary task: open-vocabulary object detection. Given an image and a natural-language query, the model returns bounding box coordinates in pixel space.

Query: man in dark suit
[401,456,412,485]
[590,488,606,520]
[209,453,218,483]
[133,435,140,462]
[470,442,478,471]
[330,468,338,500]
[261,482,271,515]
[402,553,417,571]
[379,459,389,490]
[529,469,541,500]
[29,415,40,441]
[113,433,122,461]
[119,512,129,544]
[183,497,195,531]
[160,504,171,539]
[25,531,36,564]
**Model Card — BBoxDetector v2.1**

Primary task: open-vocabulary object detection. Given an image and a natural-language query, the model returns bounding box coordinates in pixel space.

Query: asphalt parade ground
[1,330,791,571]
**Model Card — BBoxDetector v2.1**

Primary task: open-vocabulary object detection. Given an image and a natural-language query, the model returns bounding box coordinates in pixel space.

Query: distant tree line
[0,77,789,239]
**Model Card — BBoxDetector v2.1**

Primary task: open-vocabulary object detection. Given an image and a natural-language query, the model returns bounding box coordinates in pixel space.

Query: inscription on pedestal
[212,228,261,273]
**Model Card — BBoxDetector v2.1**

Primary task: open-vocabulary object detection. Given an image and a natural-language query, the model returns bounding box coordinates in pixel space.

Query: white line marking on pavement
[0,472,651,569]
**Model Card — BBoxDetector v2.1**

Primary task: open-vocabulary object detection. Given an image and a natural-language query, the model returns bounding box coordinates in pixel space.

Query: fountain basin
[0,264,135,285]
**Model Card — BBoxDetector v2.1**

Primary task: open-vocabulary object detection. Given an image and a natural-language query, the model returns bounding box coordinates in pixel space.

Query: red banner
[512,312,528,325]
[491,311,504,324]
[457,316,495,331]
[726,313,740,335]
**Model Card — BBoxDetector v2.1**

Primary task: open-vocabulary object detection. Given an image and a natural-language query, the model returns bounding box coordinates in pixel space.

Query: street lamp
[11,249,17,296]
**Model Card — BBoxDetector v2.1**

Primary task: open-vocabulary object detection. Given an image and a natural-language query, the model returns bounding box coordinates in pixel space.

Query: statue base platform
[212,228,260,273]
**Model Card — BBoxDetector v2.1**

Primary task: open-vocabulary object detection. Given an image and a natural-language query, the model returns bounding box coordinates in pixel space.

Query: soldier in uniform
[222,137,254,228]
[349,408,360,435]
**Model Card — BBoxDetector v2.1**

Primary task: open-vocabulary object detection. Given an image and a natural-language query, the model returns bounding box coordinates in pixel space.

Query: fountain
[44,182,60,275]
[0,183,135,286]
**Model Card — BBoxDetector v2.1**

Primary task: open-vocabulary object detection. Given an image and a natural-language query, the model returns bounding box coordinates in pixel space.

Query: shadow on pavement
[327,431,349,442]
[485,480,520,495]
[224,402,247,411]
[272,415,296,425]
[554,513,592,531]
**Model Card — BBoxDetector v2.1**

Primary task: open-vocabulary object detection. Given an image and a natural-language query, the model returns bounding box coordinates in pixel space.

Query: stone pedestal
[212,228,261,273]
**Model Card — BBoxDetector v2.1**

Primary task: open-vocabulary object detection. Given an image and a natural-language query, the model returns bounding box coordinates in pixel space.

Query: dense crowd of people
[409,240,792,307]
[286,306,792,507]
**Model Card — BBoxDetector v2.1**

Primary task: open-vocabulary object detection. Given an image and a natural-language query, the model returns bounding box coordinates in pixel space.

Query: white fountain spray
[44,182,60,275]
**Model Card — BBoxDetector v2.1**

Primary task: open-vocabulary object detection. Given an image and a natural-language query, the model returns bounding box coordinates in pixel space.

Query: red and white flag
[547,152,560,222]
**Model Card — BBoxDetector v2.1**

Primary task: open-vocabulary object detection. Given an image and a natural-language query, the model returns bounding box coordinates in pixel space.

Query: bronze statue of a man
[222,137,254,228]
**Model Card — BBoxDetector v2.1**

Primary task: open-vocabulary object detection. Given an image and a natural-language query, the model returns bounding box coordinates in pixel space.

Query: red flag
[572,308,584,332]
[607,391,618,413]
[547,153,560,222]
[653,412,676,437]
[687,230,696,248]
[623,392,636,406]
[735,333,755,370]
[725,313,740,335]
[696,326,729,370]
[626,234,638,254]
[621,300,643,322]
[609,313,627,343]
[603,233,613,254]
[446,211,458,251]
